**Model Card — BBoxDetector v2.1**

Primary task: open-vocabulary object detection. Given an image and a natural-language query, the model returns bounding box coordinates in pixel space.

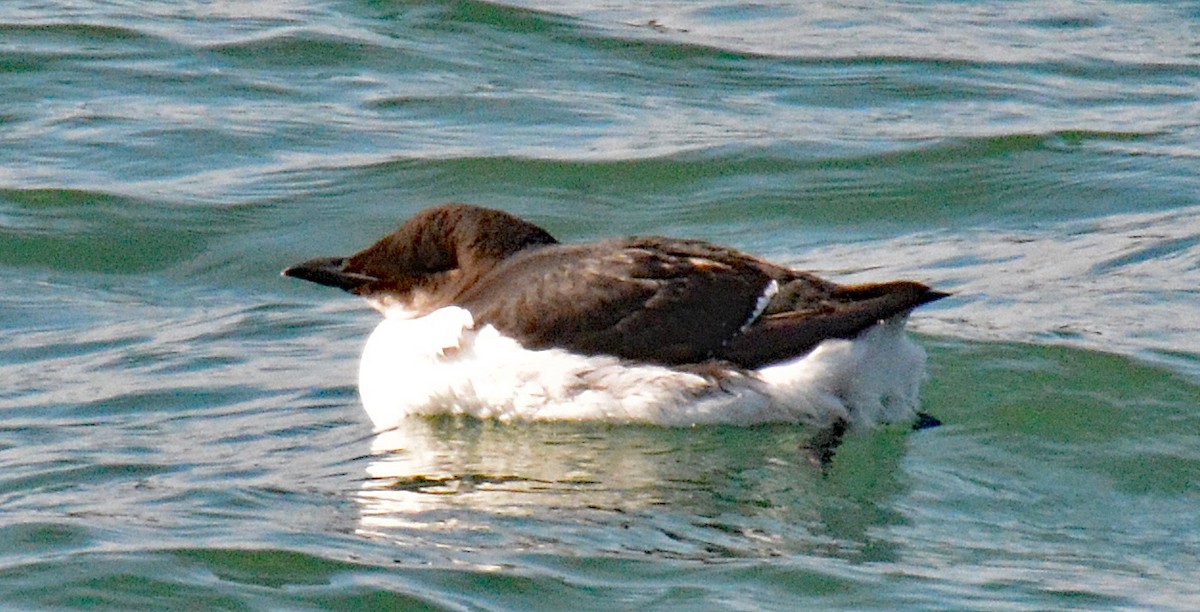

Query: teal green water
[2,1,1199,609]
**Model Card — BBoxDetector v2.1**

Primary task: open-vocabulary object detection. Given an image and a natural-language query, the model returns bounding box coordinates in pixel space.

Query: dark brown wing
[455,237,777,365]
[717,280,949,368]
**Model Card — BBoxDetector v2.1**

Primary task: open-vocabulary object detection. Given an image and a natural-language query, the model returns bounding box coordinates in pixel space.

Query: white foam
[358,306,928,431]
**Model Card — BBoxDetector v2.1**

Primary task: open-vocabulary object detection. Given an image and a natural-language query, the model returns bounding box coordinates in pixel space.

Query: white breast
[357,306,928,431]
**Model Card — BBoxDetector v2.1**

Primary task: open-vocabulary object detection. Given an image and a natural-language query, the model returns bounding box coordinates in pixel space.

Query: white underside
[357,305,930,431]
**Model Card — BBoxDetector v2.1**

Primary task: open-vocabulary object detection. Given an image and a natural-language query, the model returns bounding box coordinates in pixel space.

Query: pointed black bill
[282,256,378,292]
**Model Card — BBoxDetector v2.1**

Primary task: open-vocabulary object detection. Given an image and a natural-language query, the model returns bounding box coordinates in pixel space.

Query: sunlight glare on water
[1,0,1198,609]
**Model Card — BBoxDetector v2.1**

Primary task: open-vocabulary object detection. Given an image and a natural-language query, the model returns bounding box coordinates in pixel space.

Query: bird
[284,204,947,456]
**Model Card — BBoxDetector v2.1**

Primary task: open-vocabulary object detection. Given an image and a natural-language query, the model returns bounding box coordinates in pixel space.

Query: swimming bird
[284,204,947,453]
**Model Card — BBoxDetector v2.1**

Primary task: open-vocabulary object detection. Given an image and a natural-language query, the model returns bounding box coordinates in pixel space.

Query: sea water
[1,1,1198,609]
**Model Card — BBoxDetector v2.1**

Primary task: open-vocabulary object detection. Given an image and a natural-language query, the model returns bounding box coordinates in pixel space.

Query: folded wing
[457,237,947,367]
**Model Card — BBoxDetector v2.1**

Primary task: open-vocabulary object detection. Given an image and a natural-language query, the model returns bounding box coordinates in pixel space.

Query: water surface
[2,1,1198,609]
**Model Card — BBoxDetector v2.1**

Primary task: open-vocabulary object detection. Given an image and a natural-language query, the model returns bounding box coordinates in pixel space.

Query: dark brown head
[283,204,558,315]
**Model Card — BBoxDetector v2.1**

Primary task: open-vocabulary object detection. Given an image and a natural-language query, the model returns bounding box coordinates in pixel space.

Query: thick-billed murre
[284,204,947,456]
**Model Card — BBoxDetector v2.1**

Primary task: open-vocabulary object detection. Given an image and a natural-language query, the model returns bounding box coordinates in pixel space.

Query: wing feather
[457,238,773,364]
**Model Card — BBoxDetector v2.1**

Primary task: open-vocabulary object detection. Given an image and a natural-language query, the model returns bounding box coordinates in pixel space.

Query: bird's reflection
[353,416,912,563]
[356,417,679,533]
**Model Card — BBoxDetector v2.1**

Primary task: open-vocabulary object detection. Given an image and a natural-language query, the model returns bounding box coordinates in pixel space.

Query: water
[2,0,1198,609]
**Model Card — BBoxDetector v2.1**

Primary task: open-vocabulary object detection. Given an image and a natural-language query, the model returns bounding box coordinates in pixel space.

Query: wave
[0,188,213,273]
[786,205,1200,378]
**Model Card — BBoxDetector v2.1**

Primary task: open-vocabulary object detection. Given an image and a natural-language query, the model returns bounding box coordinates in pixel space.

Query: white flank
[358,306,928,431]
